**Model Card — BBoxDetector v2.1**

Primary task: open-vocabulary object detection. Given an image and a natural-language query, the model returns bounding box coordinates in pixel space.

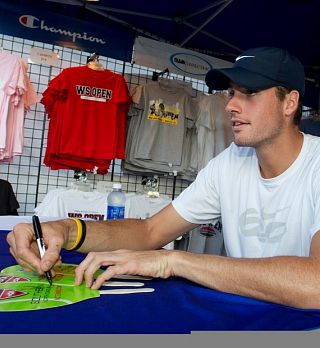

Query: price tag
[29,47,59,66]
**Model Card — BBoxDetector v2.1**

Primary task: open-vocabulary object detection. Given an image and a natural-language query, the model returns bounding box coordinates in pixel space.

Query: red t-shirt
[41,66,131,172]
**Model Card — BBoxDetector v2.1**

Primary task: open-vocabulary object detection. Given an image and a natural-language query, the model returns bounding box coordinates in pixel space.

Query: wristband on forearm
[66,218,87,251]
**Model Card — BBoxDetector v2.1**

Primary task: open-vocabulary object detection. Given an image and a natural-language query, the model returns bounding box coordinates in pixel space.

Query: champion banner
[133,36,232,80]
[0,2,134,62]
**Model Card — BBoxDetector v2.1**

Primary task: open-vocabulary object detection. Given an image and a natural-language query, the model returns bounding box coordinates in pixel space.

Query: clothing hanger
[152,68,169,81]
[70,170,92,192]
[143,175,160,198]
[86,52,104,71]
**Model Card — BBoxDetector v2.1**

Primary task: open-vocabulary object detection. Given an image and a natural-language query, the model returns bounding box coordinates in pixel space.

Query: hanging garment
[34,188,170,221]
[194,93,234,170]
[124,79,196,175]
[0,52,38,162]
[41,65,132,173]
[0,179,19,215]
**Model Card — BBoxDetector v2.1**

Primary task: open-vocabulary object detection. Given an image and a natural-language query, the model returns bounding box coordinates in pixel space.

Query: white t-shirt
[172,133,320,258]
[34,189,109,220]
[35,189,170,221]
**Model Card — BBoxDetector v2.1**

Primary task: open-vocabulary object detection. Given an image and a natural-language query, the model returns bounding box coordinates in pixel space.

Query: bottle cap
[112,183,122,189]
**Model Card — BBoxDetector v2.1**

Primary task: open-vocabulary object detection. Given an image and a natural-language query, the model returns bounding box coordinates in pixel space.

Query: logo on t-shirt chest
[239,207,288,243]
[147,100,180,125]
[76,85,112,102]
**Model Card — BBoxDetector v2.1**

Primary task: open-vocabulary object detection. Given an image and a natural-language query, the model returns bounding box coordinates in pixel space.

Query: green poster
[0,263,154,311]
[0,264,101,311]
[1,264,104,287]
[0,281,99,311]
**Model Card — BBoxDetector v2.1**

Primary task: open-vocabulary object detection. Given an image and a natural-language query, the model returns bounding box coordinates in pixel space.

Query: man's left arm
[170,230,320,309]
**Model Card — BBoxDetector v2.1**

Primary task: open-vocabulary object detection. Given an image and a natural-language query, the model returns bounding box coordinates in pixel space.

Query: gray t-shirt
[130,80,195,166]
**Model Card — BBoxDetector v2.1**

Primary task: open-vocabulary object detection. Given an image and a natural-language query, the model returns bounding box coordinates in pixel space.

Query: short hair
[275,86,303,125]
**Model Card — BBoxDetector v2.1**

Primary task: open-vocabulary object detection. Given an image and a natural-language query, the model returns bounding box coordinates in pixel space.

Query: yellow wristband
[66,218,83,251]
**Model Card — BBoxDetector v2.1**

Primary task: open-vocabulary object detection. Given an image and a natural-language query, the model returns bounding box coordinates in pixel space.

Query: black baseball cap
[205,47,305,97]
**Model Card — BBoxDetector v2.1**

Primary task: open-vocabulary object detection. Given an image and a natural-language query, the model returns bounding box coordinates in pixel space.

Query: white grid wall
[0,33,207,215]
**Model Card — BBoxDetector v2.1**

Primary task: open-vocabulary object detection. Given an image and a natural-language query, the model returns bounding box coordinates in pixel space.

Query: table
[1,228,320,333]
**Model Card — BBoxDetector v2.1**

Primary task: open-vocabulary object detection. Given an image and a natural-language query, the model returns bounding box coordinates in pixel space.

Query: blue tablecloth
[1,229,320,333]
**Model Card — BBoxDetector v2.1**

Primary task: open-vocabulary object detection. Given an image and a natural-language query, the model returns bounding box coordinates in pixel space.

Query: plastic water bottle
[106,183,126,220]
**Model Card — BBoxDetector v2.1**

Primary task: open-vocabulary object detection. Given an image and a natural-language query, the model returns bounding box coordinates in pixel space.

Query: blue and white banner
[0,2,134,62]
[133,36,231,80]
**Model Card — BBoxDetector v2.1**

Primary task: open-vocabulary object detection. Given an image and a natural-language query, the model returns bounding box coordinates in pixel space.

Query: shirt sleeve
[114,74,132,106]
[172,156,222,225]
[40,72,68,117]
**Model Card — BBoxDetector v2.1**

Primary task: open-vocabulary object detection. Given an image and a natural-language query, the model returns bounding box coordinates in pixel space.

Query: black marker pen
[32,215,53,285]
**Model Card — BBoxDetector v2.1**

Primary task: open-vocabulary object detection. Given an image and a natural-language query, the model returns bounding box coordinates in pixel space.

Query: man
[7,47,320,309]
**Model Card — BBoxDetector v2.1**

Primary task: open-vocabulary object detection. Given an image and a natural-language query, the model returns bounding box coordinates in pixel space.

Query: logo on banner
[169,53,213,76]
[19,15,38,28]
[19,15,106,45]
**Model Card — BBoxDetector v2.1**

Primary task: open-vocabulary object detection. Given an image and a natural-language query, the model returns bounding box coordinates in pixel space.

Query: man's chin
[234,139,247,147]
[234,138,254,147]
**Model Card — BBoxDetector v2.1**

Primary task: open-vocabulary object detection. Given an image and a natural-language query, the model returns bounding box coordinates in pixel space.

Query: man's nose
[225,97,241,115]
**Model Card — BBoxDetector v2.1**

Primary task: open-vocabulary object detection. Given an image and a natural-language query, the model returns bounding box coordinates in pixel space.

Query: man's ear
[284,90,300,117]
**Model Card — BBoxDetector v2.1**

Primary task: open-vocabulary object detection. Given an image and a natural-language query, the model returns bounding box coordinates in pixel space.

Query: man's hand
[6,220,69,276]
[74,249,176,289]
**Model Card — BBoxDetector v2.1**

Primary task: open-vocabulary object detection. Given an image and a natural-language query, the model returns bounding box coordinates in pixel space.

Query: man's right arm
[72,203,195,252]
[7,203,196,274]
